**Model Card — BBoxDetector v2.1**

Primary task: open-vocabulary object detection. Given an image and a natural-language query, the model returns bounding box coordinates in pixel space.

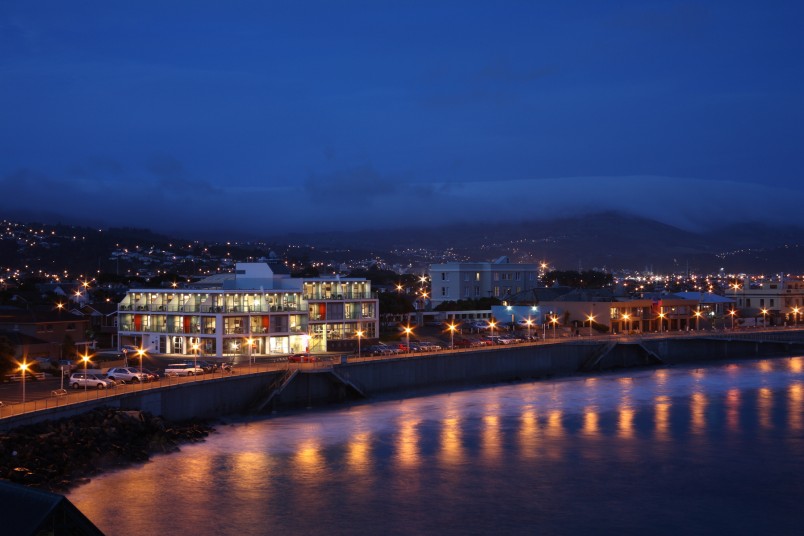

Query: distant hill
[274,211,804,274]
[4,211,804,275]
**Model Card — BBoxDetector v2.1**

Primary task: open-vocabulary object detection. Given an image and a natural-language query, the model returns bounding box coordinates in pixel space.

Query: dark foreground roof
[0,480,104,536]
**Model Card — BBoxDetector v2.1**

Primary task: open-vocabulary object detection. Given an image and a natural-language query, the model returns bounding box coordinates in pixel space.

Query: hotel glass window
[770,299,775,307]
[441,286,447,296]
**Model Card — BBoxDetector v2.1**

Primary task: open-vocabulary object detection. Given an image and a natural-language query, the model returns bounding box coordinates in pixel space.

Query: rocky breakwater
[0,408,213,492]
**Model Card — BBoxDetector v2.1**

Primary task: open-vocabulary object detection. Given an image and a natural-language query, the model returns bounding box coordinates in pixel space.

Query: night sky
[2,1,803,237]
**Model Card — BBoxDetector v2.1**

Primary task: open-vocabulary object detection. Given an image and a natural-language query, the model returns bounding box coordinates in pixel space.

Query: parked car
[69,372,115,390]
[452,338,473,349]
[141,368,163,381]
[288,353,319,363]
[196,361,219,373]
[164,363,205,376]
[106,367,150,383]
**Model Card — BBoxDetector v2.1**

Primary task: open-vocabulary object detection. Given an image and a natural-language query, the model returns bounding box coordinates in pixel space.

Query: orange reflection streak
[788,357,803,374]
[654,369,669,390]
[758,387,773,430]
[690,392,707,435]
[654,395,670,440]
[347,432,372,474]
[788,383,803,432]
[519,408,538,458]
[293,439,324,477]
[725,389,740,433]
[544,410,564,460]
[440,417,463,465]
[482,415,501,462]
[396,417,421,468]
[618,406,634,438]
[583,407,599,436]
[759,360,773,373]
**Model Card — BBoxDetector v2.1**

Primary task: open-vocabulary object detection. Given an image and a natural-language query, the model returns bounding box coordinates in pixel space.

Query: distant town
[1,216,804,374]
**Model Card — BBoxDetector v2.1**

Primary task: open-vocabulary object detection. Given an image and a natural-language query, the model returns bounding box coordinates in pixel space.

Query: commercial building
[117,262,379,358]
[729,276,804,324]
[428,257,541,308]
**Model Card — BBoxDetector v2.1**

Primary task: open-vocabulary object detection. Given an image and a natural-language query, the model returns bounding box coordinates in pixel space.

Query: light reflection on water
[69,357,804,535]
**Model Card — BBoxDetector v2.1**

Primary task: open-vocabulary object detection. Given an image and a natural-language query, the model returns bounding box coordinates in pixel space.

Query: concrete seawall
[5,331,804,427]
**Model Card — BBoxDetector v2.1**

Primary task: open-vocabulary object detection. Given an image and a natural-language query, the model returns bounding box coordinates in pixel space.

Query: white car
[164,363,205,376]
[69,372,116,390]
[106,367,149,384]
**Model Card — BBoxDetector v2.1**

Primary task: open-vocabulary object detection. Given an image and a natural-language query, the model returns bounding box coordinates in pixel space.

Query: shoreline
[3,350,803,494]
[0,408,212,494]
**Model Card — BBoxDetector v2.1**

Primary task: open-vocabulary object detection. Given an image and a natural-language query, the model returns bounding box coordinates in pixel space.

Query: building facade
[730,276,804,324]
[117,263,379,358]
[428,257,540,307]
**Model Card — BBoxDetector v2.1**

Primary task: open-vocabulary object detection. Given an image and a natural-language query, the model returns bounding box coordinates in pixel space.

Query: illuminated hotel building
[117,262,378,358]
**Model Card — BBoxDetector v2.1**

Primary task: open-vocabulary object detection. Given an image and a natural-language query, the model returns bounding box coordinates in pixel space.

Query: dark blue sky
[2,1,803,237]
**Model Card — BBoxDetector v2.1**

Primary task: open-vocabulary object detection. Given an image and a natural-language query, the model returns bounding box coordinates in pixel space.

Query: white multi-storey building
[117,262,378,358]
[429,256,541,307]
[731,275,804,324]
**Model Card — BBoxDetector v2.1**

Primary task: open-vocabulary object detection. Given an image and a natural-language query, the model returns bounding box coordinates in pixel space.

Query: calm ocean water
[69,357,804,535]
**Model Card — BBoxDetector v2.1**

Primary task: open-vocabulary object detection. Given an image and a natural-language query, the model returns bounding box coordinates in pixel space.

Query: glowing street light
[19,361,29,406]
[525,318,534,340]
[622,313,630,334]
[136,347,146,383]
[447,322,458,349]
[489,320,497,342]
[587,313,595,337]
[356,330,363,358]
[761,308,768,327]
[81,352,91,397]
[403,325,413,353]
[551,315,559,339]
[658,312,666,333]
[694,309,702,331]
[794,307,800,327]
[729,309,737,330]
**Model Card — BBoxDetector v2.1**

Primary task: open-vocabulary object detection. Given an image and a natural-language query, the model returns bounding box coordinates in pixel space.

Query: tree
[0,336,15,378]
[377,292,415,330]
[62,334,77,360]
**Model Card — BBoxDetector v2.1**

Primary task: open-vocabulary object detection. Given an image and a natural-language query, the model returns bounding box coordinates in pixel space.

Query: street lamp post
[19,361,29,407]
[192,343,200,377]
[658,312,666,333]
[551,315,558,339]
[447,323,457,349]
[587,313,595,337]
[761,308,768,328]
[694,309,702,331]
[622,313,630,335]
[81,352,91,398]
[404,325,413,354]
[730,309,737,330]
[356,330,363,358]
[525,318,533,340]
[794,307,800,327]
[489,320,497,342]
[136,348,146,386]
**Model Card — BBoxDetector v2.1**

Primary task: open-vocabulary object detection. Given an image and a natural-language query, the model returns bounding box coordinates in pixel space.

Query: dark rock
[0,408,214,493]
